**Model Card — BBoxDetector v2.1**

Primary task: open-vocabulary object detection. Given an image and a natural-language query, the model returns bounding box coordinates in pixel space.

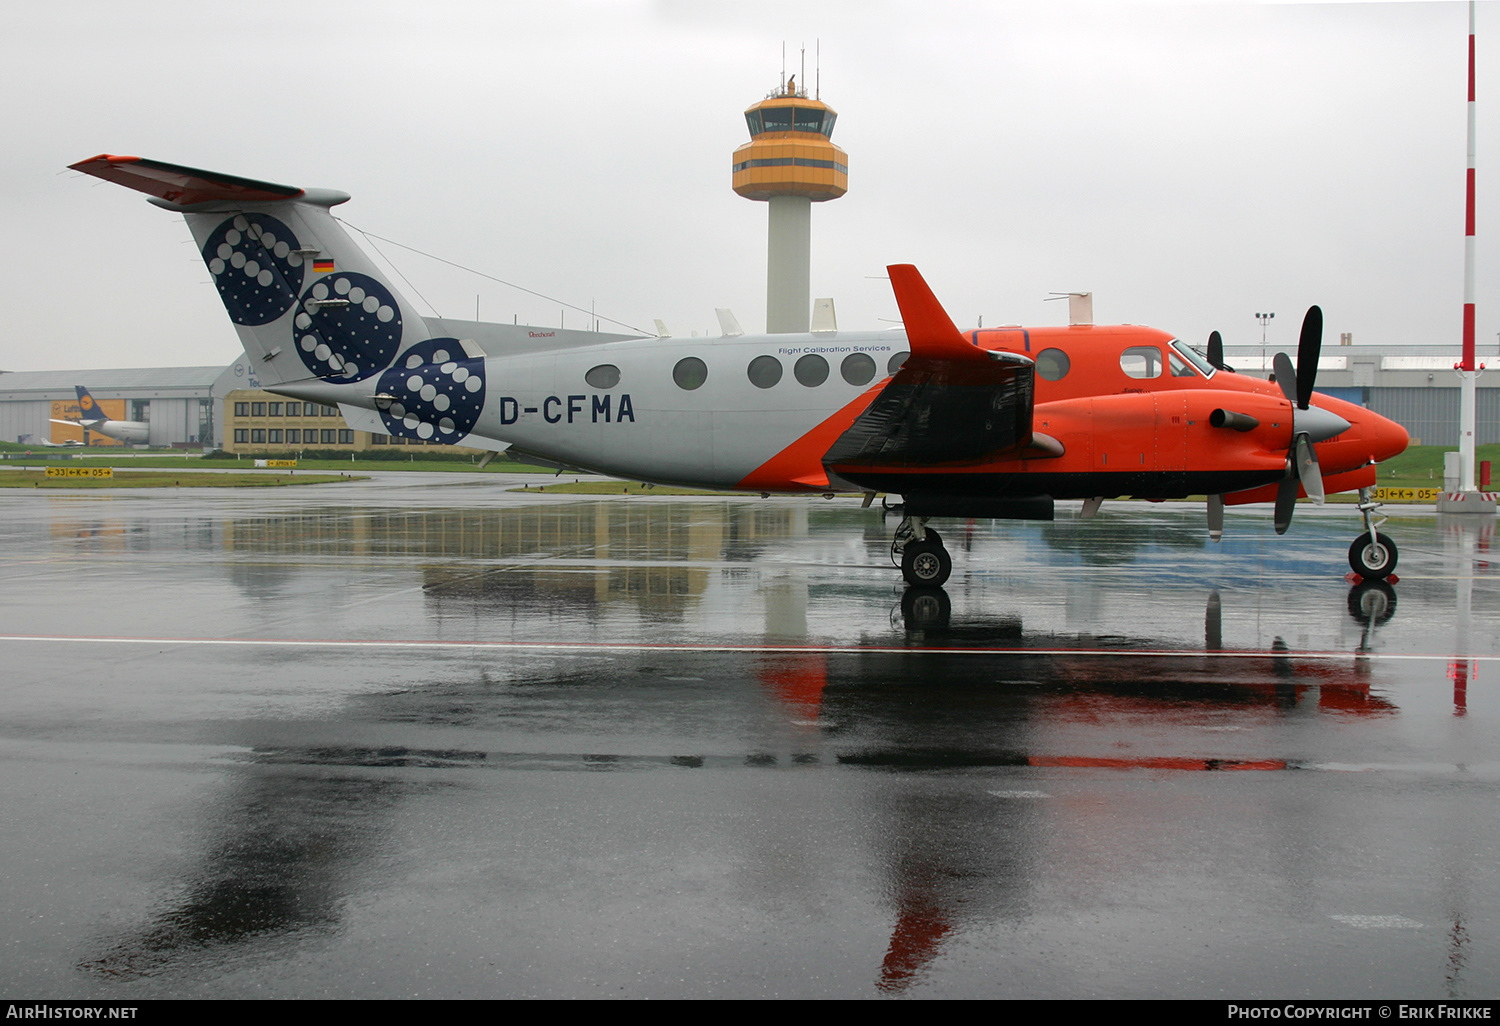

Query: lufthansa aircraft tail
[69,155,635,449]
[73,385,107,425]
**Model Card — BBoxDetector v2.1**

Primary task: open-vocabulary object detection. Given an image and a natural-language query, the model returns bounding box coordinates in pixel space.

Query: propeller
[1204,331,1230,537]
[1206,330,1233,372]
[1269,306,1349,535]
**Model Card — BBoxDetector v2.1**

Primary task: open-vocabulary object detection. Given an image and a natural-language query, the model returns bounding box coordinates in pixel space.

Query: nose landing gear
[1350,487,1398,580]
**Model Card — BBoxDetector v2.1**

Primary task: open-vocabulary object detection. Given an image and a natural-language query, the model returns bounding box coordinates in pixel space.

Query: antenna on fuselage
[1046,292,1093,326]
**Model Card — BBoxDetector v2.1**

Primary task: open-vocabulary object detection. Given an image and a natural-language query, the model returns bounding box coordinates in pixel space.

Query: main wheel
[901,537,952,587]
[1349,534,1398,580]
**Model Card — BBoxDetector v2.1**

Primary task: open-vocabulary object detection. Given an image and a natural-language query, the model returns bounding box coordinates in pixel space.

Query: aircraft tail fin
[73,153,643,450]
[70,154,412,391]
[73,385,106,424]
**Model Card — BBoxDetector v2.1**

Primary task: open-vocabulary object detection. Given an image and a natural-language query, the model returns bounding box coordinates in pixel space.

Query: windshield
[1170,339,1217,378]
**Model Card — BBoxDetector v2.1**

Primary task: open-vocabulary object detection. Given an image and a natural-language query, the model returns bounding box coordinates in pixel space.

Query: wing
[822,265,1049,476]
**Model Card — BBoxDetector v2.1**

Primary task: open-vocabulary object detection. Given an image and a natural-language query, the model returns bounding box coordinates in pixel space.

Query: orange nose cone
[1366,410,1410,463]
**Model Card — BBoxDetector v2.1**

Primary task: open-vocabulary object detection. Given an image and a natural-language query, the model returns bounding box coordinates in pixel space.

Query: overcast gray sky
[1,1,1491,371]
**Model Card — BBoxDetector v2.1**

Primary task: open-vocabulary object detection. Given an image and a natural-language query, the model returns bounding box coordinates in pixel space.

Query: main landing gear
[892,515,952,587]
[1349,487,1398,581]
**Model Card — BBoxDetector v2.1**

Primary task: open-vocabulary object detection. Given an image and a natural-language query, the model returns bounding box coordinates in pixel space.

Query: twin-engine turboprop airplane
[49,385,150,445]
[70,154,1410,584]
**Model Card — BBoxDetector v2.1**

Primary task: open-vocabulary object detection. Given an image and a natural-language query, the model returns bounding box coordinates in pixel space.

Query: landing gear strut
[893,515,952,587]
[1349,487,1398,581]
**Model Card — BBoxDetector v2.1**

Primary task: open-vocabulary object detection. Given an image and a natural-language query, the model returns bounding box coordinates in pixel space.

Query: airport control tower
[733,77,848,333]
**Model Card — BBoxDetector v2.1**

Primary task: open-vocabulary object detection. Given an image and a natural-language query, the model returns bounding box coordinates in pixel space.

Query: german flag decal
[313,259,335,273]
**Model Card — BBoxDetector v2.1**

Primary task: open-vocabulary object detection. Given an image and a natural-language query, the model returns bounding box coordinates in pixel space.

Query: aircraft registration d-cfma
[71,154,1410,585]
[49,385,150,445]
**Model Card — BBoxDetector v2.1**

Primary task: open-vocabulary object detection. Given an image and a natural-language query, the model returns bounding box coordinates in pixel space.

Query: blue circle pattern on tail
[293,272,402,383]
[377,339,486,442]
[202,214,306,325]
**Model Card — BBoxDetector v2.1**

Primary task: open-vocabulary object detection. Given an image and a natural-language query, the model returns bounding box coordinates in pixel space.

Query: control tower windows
[760,107,794,132]
[794,108,835,136]
[746,107,837,138]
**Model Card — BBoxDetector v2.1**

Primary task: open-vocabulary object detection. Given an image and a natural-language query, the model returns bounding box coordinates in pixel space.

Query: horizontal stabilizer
[69,154,304,206]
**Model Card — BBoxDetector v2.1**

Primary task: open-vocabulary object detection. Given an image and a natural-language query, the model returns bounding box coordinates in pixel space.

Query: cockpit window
[1168,351,1197,378]
[1169,339,1217,378]
[1120,346,1164,379]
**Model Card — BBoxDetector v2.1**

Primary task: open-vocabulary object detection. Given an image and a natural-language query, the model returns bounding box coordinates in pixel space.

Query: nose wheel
[1349,487,1398,581]
[893,516,952,587]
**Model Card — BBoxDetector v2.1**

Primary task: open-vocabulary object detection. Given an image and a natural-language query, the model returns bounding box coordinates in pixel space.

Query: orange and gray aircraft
[70,154,1409,584]
[49,385,150,445]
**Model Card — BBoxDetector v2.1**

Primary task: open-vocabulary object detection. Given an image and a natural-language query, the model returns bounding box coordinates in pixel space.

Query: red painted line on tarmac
[0,633,1495,662]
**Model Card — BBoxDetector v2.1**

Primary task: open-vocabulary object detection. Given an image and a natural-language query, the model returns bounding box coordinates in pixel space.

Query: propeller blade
[1271,351,1298,405]
[1296,305,1322,409]
[1294,434,1325,504]
[1208,494,1224,541]
[1208,330,1224,370]
[1274,474,1300,535]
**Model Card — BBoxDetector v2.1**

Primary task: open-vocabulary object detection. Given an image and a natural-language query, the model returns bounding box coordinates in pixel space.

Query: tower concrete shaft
[766,196,811,333]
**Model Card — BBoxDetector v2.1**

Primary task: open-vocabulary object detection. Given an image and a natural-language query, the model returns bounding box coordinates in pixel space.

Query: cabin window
[841,353,876,386]
[887,352,910,376]
[1120,347,1164,379]
[747,355,783,388]
[794,354,829,387]
[1036,348,1071,382]
[586,364,621,389]
[673,357,708,390]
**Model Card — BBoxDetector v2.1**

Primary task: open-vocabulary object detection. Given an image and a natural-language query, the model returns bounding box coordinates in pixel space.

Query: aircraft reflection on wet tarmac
[3,486,1496,997]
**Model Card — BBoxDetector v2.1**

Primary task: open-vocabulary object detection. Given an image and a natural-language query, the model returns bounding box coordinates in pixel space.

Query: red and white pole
[1460,0,1479,491]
